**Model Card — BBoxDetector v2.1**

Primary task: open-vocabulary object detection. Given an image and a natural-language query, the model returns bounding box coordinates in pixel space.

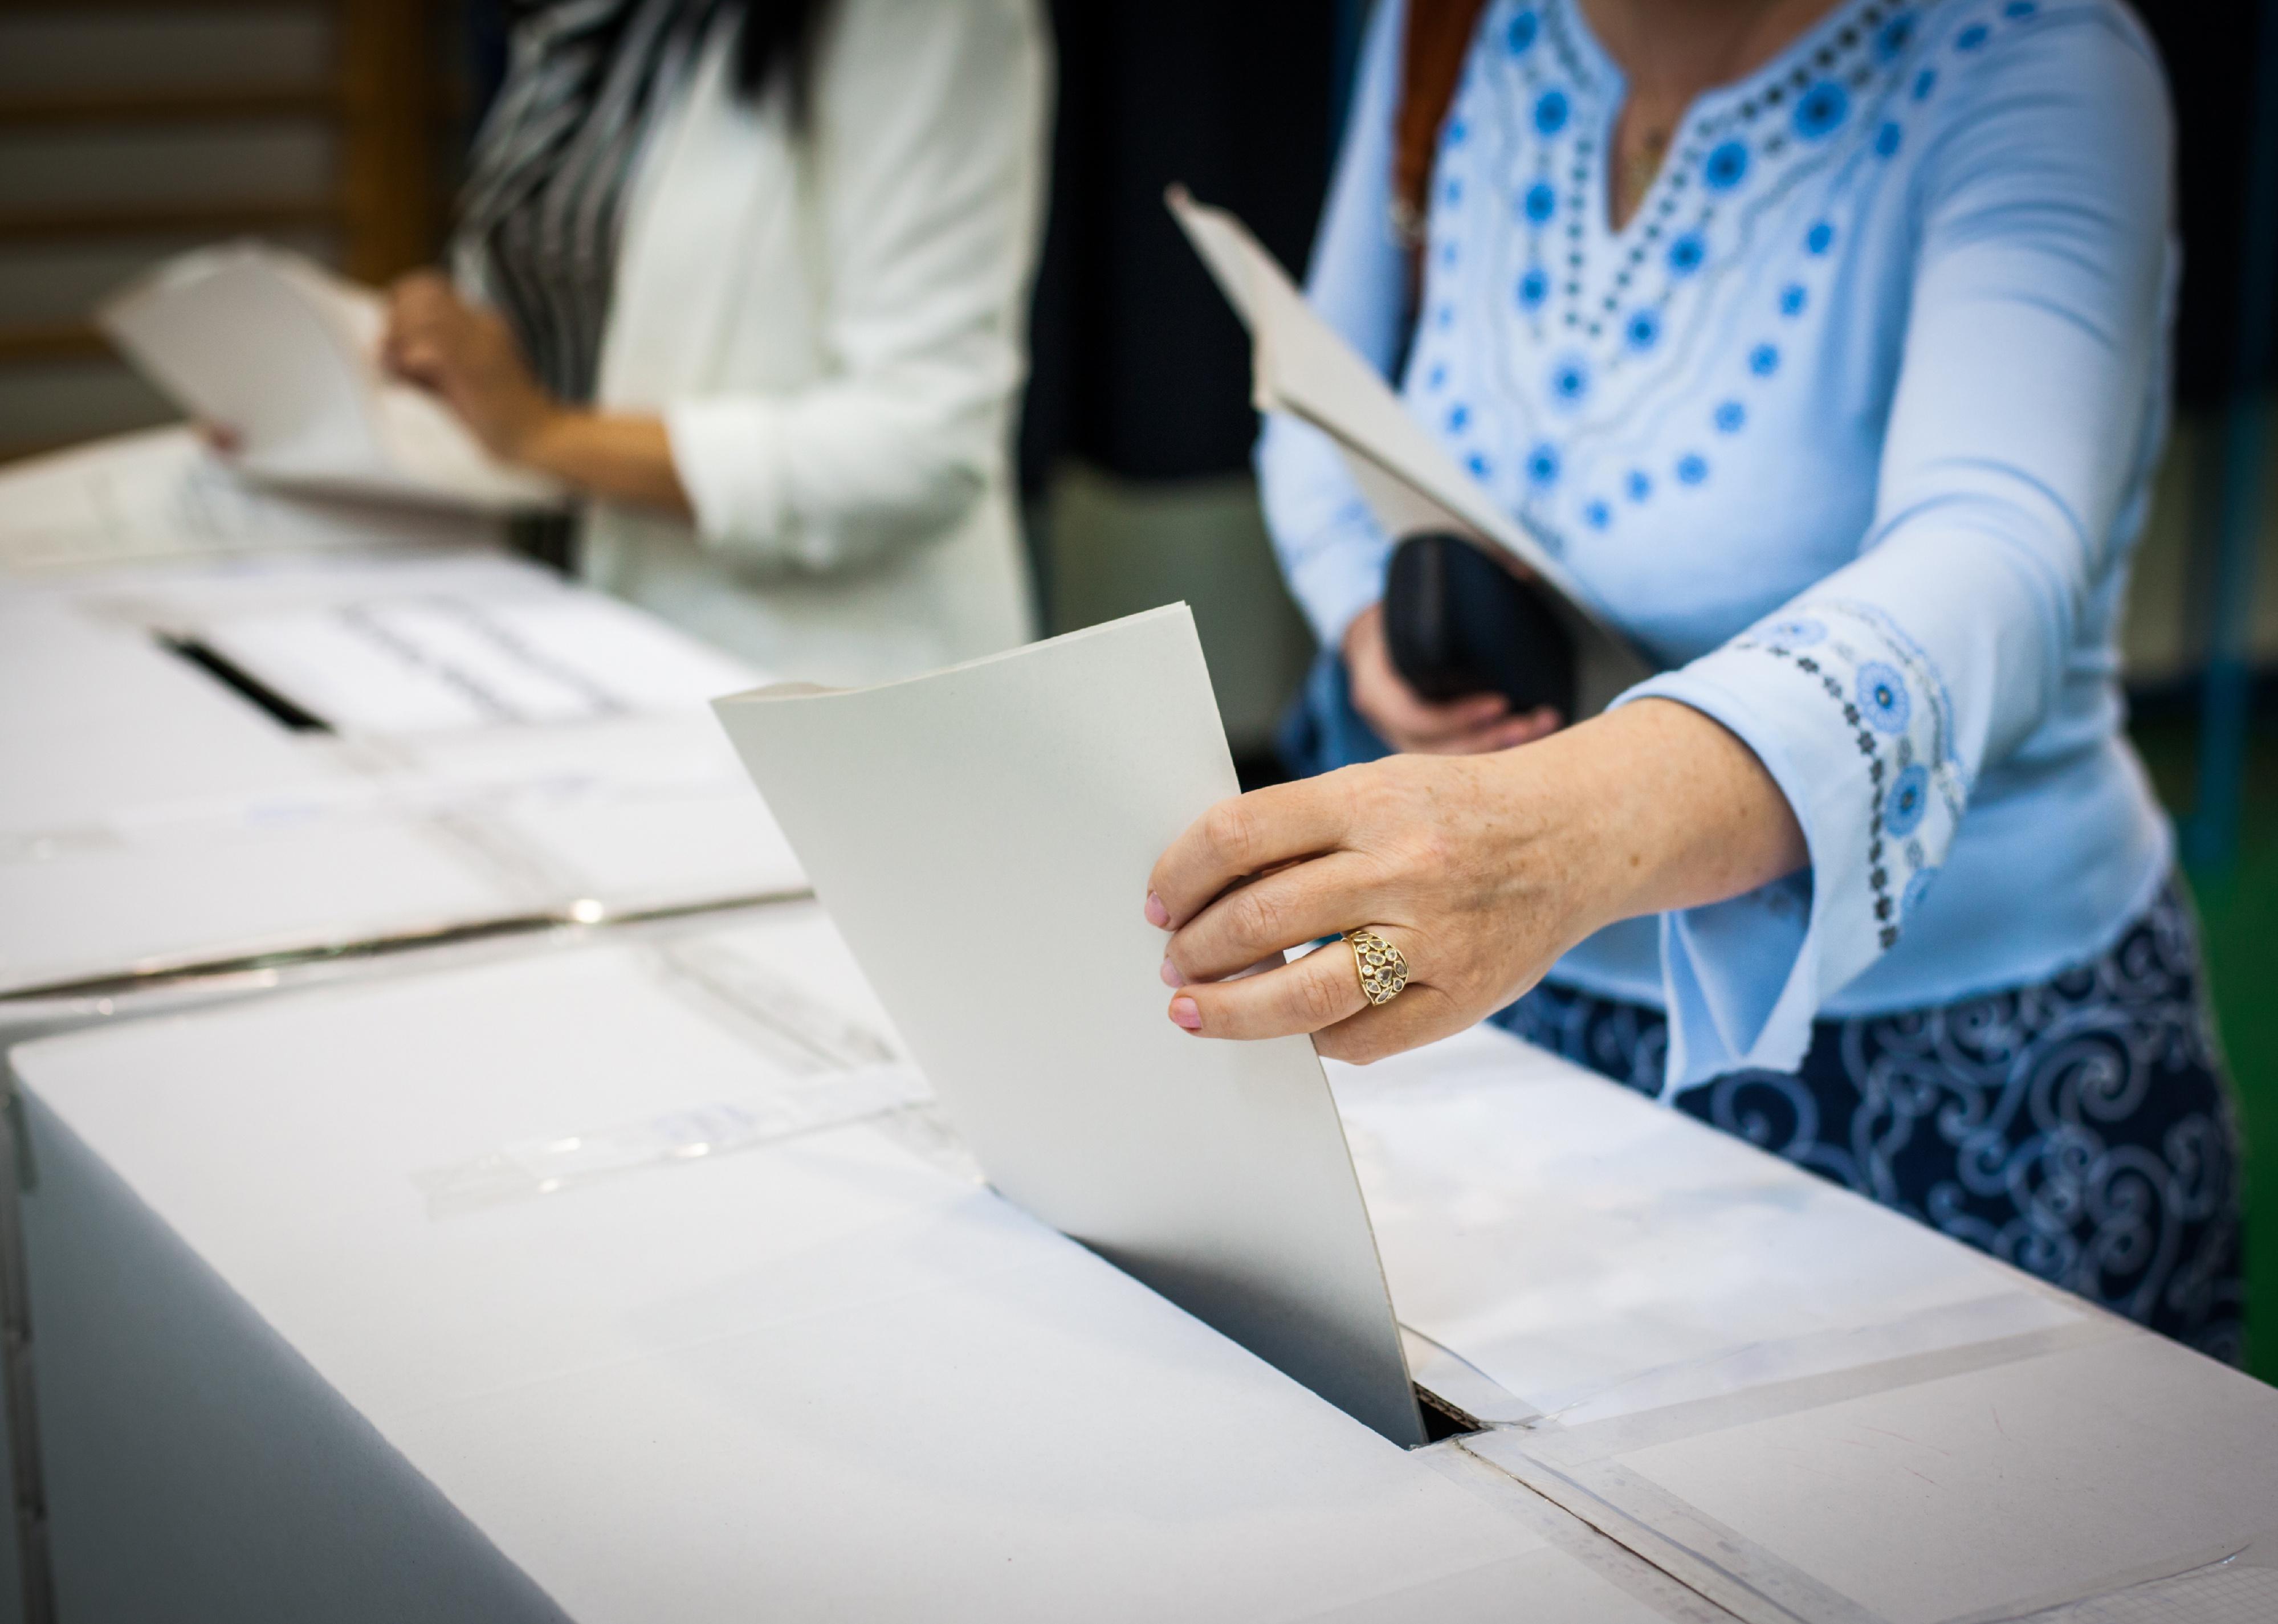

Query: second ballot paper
[97,243,560,513]
[1166,187,1654,717]
[714,605,1425,1446]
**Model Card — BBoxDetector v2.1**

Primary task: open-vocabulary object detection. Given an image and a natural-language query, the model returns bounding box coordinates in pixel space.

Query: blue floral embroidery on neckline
[1793,81,1848,140]
[1669,232,1707,274]
[1523,181,1556,223]
[1625,469,1652,502]
[1704,140,1750,190]
[1714,400,1746,432]
[1517,268,1549,308]
[1676,453,1709,485]
[1527,443,1561,485]
[1535,89,1570,134]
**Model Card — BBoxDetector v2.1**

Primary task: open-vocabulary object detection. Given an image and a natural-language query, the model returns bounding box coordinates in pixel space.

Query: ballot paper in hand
[97,243,560,512]
[714,606,1426,1445]
[1166,187,1654,716]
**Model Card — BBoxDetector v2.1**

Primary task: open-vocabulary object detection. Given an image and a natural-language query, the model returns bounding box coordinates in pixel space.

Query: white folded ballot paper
[714,606,1428,1446]
[96,243,560,512]
[1166,187,1654,716]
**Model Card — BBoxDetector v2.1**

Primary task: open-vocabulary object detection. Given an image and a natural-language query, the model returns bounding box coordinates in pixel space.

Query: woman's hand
[1342,602,1560,754]
[379,271,693,516]
[381,272,560,463]
[1145,697,1806,1063]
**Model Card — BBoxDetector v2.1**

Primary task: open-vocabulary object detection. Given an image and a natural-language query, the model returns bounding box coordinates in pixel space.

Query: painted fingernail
[1159,957,1186,988]
[1144,892,1170,928]
[1168,997,1201,1031]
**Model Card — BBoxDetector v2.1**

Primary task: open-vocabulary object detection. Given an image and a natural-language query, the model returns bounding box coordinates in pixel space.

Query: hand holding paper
[714,606,1426,1445]
[98,244,561,513]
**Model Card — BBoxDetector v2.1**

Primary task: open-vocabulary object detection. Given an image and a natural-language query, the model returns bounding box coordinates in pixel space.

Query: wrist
[1523,699,1806,937]
[1476,733,1633,954]
[507,402,580,474]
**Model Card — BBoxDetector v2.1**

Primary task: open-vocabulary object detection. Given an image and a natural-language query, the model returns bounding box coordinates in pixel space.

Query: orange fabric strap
[1392,0,1493,276]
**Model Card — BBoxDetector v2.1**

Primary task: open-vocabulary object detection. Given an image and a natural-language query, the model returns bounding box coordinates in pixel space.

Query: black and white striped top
[456,0,731,403]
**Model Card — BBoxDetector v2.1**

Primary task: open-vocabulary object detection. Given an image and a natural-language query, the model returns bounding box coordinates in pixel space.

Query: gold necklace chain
[1602,0,1798,228]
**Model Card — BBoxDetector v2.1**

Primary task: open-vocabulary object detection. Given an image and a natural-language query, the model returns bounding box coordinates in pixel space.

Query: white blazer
[579,0,1048,688]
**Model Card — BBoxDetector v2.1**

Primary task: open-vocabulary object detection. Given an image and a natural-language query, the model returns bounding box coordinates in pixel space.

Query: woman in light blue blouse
[1144,0,2242,1357]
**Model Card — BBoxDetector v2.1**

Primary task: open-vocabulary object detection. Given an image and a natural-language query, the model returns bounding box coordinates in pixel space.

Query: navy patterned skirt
[1495,880,2246,1363]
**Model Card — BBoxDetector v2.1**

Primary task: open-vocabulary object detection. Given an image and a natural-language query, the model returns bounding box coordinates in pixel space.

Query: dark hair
[733,0,829,127]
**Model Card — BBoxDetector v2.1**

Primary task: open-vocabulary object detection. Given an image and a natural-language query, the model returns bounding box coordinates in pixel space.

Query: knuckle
[1293,964,1349,1029]
[1343,768,1394,823]
[1201,799,1256,868]
[1229,884,1285,946]
[1411,822,1458,872]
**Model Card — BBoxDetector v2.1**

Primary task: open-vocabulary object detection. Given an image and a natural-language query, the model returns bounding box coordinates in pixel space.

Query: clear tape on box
[414,1061,930,1217]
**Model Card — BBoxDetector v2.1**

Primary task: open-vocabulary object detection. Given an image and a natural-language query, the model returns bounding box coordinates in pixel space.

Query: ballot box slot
[156,635,333,733]
[1414,1384,1487,1443]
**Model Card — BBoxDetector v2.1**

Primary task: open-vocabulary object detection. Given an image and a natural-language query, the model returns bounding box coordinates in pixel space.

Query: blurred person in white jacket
[382,0,1048,687]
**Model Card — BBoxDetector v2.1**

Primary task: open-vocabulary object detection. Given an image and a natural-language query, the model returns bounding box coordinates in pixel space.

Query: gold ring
[1348,931,1409,1006]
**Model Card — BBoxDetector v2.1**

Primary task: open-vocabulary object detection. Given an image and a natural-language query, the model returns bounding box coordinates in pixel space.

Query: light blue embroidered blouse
[1257,0,2178,1092]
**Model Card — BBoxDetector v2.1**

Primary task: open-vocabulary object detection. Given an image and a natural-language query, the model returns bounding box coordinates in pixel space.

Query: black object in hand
[1382,532,1576,720]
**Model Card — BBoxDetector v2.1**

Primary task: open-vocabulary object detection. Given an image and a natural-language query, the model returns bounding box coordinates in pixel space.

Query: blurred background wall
[0,0,2272,1373]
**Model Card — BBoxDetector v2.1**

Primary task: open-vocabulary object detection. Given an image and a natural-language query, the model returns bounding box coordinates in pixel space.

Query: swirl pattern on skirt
[1495,878,2245,1362]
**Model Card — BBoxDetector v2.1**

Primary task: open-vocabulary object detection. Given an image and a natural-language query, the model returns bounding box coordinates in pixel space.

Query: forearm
[1498,696,1806,947]
[514,410,692,519]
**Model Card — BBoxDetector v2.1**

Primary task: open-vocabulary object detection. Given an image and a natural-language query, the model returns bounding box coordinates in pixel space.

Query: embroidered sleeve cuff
[1617,601,1966,1093]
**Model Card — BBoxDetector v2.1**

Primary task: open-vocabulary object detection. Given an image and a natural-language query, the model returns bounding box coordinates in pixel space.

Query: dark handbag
[1381,531,1576,720]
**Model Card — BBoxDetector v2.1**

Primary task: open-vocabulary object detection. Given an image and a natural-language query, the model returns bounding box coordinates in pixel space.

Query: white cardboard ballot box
[1332,1031,2278,1624]
[0,427,504,580]
[2,911,1719,1624]
[0,550,804,1004]
[11,905,2277,1623]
